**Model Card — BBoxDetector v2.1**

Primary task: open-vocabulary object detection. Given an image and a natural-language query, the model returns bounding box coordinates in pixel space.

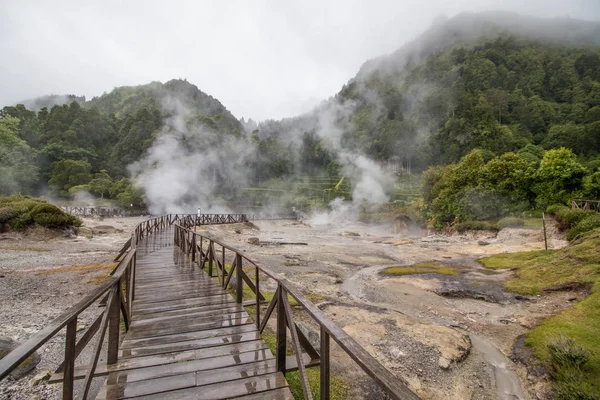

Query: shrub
[548,336,590,370]
[33,212,80,228]
[497,217,525,229]
[0,195,81,230]
[0,207,18,224]
[455,221,498,232]
[566,214,600,241]
[553,208,594,231]
[546,203,569,215]
[547,337,597,400]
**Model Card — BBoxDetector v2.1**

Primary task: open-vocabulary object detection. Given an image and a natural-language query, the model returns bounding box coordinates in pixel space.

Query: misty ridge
[2,10,600,221]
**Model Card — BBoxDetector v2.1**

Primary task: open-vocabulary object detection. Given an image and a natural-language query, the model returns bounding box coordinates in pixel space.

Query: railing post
[208,242,214,277]
[62,318,77,400]
[276,285,287,374]
[235,253,243,303]
[320,326,330,400]
[107,283,121,365]
[255,266,260,329]
[192,233,196,262]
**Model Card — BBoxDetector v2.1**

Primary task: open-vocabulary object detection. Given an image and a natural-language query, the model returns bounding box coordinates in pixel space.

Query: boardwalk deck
[95,227,293,400]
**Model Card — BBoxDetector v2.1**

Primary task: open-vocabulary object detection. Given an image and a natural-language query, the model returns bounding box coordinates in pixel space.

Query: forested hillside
[0,79,243,208]
[1,12,600,219]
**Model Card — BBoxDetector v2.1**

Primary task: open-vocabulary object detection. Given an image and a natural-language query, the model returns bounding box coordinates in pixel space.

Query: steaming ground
[200,218,572,400]
[0,216,575,399]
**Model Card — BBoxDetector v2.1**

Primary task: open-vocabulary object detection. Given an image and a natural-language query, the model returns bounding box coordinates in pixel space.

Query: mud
[207,217,571,399]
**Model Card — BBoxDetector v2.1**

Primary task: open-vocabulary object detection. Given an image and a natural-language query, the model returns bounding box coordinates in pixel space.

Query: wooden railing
[0,250,137,399]
[174,223,419,400]
[571,199,600,212]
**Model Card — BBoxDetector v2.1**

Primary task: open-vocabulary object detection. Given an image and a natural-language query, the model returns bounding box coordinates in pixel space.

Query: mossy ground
[478,229,600,398]
[262,331,349,400]
[380,262,459,277]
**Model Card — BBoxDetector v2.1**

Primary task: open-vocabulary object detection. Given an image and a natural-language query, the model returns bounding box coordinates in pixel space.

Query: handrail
[1,213,416,399]
[173,222,419,400]
[571,199,600,211]
[0,250,137,398]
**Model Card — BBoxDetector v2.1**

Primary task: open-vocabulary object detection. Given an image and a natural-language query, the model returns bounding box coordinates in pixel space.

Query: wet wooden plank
[95,227,292,399]
[130,309,247,329]
[235,388,295,400]
[131,301,241,321]
[130,305,243,327]
[120,331,261,359]
[52,343,274,383]
[96,359,279,399]
[125,313,252,340]
[121,324,259,349]
[125,372,289,400]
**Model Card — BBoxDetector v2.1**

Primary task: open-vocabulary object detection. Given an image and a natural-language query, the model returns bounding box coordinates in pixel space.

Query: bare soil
[202,218,574,400]
[0,216,147,399]
[0,216,575,400]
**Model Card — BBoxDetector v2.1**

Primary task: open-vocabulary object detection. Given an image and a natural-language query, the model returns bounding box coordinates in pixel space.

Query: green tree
[0,115,39,195]
[533,148,586,207]
[88,170,113,198]
[48,159,92,196]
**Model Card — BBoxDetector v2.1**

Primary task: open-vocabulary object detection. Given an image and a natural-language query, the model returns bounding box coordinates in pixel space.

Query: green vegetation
[262,331,349,400]
[381,262,459,276]
[0,195,81,230]
[478,230,600,397]
[497,217,525,229]
[546,204,600,240]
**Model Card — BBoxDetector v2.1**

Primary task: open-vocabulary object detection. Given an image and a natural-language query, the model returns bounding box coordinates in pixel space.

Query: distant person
[291,206,297,218]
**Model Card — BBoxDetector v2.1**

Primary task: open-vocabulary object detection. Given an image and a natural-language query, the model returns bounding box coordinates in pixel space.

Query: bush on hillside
[455,221,498,232]
[566,214,600,241]
[0,195,82,230]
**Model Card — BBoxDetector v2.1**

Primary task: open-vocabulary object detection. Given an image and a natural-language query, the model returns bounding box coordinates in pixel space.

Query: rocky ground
[197,217,575,400]
[0,216,148,400]
[0,215,577,400]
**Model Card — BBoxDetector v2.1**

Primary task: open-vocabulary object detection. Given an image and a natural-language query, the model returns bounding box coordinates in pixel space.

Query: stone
[389,347,406,360]
[30,370,51,386]
[0,336,41,379]
[478,240,490,246]
[77,226,93,239]
[298,322,320,351]
[341,231,360,237]
[247,237,260,245]
[438,357,451,369]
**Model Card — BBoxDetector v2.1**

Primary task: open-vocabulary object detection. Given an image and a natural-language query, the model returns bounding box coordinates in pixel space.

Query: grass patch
[522,218,543,230]
[0,246,52,252]
[262,331,349,400]
[380,262,458,277]
[36,263,116,275]
[478,229,600,398]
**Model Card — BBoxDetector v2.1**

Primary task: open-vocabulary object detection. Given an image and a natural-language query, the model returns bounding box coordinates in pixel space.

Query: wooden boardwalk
[95,227,294,399]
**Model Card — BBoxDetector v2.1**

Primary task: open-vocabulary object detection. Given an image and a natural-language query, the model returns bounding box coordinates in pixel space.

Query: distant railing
[60,206,146,218]
[571,199,600,212]
[174,223,419,400]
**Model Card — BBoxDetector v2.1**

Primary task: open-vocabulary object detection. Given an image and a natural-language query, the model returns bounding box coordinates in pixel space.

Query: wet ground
[199,217,577,400]
[0,215,578,399]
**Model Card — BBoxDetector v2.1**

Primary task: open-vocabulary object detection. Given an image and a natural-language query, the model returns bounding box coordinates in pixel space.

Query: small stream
[342,265,527,400]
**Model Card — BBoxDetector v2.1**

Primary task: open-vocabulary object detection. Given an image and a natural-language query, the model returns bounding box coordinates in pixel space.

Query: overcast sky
[1,0,599,121]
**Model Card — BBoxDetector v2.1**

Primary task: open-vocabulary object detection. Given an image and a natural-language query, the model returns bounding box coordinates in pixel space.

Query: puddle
[470,335,527,400]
